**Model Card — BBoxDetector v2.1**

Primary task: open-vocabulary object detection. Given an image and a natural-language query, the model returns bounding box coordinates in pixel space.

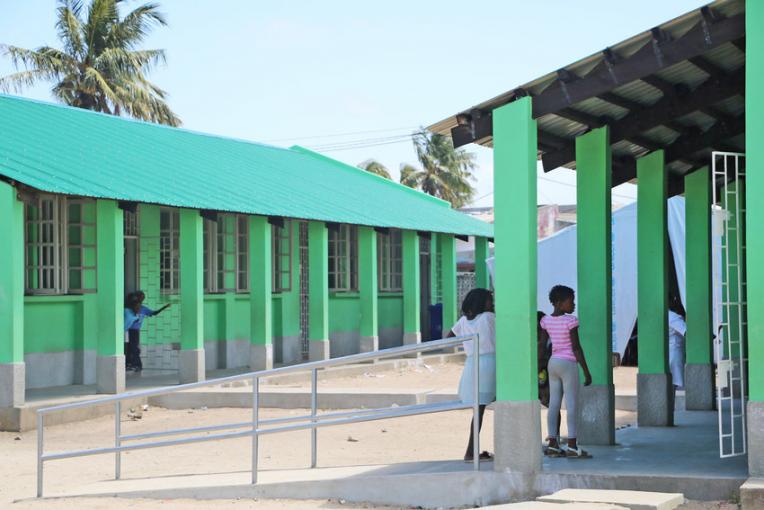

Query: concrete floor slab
[483,503,628,510]
[537,489,683,510]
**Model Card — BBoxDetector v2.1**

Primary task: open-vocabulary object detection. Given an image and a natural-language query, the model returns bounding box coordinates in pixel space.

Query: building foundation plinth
[309,340,330,362]
[685,363,715,411]
[494,400,542,474]
[250,344,273,371]
[0,363,25,407]
[96,355,125,394]
[637,373,674,426]
[748,401,764,477]
[576,383,615,445]
[179,349,205,384]
[359,336,378,353]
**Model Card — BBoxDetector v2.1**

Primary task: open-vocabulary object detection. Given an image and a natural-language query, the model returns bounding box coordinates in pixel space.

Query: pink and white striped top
[540,314,579,362]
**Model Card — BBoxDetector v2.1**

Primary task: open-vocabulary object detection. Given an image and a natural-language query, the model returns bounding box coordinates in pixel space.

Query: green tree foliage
[399,129,476,208]
[357,159,392,180]
[1,0,180,126]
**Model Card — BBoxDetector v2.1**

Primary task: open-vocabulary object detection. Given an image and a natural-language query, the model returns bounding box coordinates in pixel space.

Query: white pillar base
[179,349,205,384]
[685,363,715,411]
[309,339,330,361]
[637,372,674,427]
[494,400,542,474]
[749,401,764,477]
[96,355,125,394]
[359,335,378,353]
[250,344,274,371]
[0,362,25,407]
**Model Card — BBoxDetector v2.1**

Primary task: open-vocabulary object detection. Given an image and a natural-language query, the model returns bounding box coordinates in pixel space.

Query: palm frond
[110,2,167,48]
[358,159,392,180]
[56,0,85,58]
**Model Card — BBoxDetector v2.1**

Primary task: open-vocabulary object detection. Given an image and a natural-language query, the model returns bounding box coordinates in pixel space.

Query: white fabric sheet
[486,197,692,357]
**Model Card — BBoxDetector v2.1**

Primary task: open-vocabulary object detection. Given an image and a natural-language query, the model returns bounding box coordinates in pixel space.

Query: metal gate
[711,151,747,458]
[299,222,310,360]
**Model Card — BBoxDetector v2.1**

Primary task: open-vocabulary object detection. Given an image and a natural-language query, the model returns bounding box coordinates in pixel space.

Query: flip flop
[565,446,592,459]
[464,451,494,462]
[544,445,566,457]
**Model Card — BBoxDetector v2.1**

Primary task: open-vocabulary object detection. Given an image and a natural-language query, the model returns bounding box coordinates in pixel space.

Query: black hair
[669,294,685,317]
[548,285,575,305]
[461,288,492,320]
[125,292,138,308]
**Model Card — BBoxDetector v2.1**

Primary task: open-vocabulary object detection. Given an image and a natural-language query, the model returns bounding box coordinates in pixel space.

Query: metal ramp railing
[35,335,480,497]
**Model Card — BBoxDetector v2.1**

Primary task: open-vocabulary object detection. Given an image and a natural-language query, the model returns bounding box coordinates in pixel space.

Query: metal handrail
[36,334,481,497]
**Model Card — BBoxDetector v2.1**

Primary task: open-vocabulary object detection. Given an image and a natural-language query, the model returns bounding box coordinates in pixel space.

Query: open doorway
[419,235,431,340]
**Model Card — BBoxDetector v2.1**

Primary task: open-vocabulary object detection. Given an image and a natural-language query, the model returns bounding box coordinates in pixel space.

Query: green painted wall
[329,294,361,333]
[379,295,403,329]
[637,151,669,375]
[358,227,378,338]
[402,230,420,335]
[493,97,538,402]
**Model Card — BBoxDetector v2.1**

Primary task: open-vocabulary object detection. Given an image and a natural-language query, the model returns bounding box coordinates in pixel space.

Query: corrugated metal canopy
[428,0,746,190]
[0,95,492,238]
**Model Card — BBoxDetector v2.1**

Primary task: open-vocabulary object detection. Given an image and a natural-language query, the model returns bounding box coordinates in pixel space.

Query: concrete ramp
[538,489,684,510]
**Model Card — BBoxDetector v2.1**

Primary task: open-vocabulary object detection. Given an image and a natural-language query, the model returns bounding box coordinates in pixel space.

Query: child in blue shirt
[125,291,170,372]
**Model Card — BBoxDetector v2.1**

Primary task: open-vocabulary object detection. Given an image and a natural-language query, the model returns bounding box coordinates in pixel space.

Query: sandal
[464,451,494,462]
[544,445,566,457]
[565,446,592,459]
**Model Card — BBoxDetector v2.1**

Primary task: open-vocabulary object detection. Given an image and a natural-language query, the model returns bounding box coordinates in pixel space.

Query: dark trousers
[126,329,142,370]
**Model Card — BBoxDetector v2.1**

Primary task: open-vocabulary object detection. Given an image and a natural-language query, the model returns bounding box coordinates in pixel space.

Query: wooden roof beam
[450,11,743,148]
[612,114,744,186]
[541,68,743,171]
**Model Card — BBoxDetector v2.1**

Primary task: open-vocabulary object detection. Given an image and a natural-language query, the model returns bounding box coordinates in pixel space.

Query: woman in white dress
[668,296,687,390]
[446,288,496,462]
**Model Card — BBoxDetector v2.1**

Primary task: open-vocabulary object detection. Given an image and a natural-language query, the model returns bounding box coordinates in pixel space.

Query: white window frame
[378,229,402,292]
[160,208,180,294]
[237,215,249,292]
[24,195,97,295]
[329,224,358,292]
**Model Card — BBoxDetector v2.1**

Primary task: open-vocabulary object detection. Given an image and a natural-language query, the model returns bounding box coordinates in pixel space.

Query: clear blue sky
[0,0,708,206]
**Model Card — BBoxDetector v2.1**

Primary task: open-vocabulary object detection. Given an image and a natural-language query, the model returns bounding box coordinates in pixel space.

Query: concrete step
[538,489,684,510]
[0,395,148,432]
[483,503,628,509]
[740,478,764,510]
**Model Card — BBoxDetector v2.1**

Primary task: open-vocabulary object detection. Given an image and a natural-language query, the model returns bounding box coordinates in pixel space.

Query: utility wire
[263,125,418,143]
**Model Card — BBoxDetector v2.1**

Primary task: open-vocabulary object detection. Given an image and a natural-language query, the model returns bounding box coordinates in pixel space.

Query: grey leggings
[547,357,580,440]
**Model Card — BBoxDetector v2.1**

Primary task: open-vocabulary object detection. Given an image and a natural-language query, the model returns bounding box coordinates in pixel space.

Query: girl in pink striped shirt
[539,285,592,458]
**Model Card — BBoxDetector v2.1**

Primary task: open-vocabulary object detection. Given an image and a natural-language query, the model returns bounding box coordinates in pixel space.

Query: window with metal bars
[160,208,180,294]
[24,195,97,295]
[272,220,292,293]
[237,215,249,292]
[328,224,358,292]
[378,229,402,292]
[202,214,241,293]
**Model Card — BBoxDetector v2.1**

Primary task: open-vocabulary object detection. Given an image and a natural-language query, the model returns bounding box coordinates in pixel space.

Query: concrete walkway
[32,411,745,508]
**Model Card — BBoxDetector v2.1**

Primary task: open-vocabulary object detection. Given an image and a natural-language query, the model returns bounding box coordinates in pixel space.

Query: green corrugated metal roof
[0,95,492,237]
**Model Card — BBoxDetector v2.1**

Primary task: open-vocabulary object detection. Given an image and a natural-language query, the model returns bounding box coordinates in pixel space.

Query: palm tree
[357,159,392,180]
[399,129,476,208]
[0,0,180,126]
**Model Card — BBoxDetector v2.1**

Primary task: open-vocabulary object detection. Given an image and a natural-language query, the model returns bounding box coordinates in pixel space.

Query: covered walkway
[430,0,760,484]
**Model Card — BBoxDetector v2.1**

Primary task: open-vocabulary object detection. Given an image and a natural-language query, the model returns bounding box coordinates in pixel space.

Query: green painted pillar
[308,221,330,360]
[492,97,541,473]
[684,167,714,410]
[249,216,273,370]
[636,150,673,426]
[95,200,125,393]
[474,236,490,289]
[575,126,615,445]
[358,226,378,352]
[0,181,25,407]
[402,230,421,346]
[179,208,205,383]
[440,234,457,332]
[747,0,764,476]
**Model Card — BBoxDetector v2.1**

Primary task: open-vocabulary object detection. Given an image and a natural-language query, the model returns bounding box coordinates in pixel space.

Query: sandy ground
[261,363,639,394]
